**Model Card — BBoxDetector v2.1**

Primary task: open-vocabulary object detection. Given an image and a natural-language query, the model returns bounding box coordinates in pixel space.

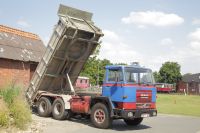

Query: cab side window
[108,69,123,82]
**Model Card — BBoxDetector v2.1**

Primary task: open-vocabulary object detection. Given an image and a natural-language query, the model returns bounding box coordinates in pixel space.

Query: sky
[0,0,200,74]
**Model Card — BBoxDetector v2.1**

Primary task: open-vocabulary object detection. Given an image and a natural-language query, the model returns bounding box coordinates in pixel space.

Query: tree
[159,61,182,84]
[98,59,112,85]
[80,58,112,86]
[153,71,161,83]
[80,45,112,86]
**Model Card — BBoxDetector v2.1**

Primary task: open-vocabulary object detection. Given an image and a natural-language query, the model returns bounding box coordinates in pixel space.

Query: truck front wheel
[124,118,143,126]
[91,103,112,129]
[52,98,72,120]
[37,97,52,117]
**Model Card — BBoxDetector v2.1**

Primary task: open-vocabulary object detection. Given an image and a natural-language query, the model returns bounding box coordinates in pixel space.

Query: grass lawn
[156,94,200,117]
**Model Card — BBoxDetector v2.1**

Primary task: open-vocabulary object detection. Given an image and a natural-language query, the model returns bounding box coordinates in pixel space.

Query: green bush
[9,98,32,129]
[0,84,20,106]
[0,84,32,129]
[0,99,9,127]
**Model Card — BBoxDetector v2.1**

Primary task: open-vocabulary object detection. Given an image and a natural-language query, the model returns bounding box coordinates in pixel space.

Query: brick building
[177,73,200,95]
[0,25,45,88]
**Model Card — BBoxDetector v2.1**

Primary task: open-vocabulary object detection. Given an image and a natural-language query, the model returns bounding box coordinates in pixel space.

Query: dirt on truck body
[26,4,103,104]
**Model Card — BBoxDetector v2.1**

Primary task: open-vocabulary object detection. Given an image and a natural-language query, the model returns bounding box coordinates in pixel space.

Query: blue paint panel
[152,87,157,102]
[102,86,125,102]
[102,85,157,103]
[102,85,137,102]
[123,86,137,102]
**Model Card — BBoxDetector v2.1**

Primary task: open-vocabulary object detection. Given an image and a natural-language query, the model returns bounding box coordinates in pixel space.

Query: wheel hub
[94,109,105,124]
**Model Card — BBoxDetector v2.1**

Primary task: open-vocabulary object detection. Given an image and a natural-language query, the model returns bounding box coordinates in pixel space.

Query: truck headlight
[153,111,157,116]
[128,112,134,118]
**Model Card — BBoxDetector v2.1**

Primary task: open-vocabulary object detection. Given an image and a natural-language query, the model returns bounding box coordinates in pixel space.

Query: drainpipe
[186,83,189,95]
[199,83,200,95]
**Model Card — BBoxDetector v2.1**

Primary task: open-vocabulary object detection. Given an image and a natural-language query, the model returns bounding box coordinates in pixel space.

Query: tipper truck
[26,4,157,129]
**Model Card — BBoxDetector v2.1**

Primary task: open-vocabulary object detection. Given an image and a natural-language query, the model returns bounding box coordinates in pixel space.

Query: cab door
[102,67,124,102]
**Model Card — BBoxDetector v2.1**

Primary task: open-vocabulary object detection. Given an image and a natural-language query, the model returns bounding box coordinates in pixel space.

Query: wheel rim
[94,109,105,124]
[39,101,46,113]
[54,103,62,115]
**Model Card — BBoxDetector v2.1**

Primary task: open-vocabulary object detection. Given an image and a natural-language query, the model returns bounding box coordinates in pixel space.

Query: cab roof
[105,65,151,71]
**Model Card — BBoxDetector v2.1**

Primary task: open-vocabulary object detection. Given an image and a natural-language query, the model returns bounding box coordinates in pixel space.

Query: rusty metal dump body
[26,4,103,103]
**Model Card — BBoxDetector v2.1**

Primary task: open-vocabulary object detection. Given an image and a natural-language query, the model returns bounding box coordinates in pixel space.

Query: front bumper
[113,109,157,119]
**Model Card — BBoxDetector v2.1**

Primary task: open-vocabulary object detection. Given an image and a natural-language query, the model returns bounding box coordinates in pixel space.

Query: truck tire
[91,103,112,129]
[124,118,143,126]
[52,98,72,120]
[37,97,52,117]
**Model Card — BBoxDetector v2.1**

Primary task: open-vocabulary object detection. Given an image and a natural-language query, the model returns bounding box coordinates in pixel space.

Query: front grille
[136,103,151,109]
[136,90,152,103]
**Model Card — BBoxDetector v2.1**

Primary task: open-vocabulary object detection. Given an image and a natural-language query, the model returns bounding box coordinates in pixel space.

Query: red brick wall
[188,82,200,94]
[177,81,187,93]
[0,58,31,88]
[177,81,200,95]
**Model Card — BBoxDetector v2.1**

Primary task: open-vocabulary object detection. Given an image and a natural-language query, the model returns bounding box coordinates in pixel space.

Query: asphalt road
[32,114,200,133]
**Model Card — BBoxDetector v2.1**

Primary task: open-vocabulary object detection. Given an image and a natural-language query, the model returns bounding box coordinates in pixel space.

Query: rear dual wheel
[52,98,72,120]
[37,97,52,117]
[37,97,72,120]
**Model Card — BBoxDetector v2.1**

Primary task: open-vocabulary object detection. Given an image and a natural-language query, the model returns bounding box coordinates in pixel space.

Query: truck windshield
[125,67,155,84]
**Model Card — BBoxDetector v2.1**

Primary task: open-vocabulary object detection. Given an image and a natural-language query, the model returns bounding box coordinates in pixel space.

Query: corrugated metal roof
[0,25,46,62]
[182,73,200,83]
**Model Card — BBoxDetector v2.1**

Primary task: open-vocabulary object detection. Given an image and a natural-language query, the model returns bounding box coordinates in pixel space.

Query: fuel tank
[70,96,91,113]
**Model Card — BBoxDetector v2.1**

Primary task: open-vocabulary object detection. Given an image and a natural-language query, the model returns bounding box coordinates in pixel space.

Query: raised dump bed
[26,4,103,104]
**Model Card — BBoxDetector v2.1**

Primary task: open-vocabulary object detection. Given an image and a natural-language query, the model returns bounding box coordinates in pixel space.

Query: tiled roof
[0,25,46,62]
[182,73,200,83]
[0,25,40,40]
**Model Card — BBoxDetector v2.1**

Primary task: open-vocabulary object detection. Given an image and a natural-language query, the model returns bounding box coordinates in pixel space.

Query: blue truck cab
[101,63,157,121]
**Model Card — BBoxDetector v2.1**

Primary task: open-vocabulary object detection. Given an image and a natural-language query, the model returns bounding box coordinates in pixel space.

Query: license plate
[141,113,150,118]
